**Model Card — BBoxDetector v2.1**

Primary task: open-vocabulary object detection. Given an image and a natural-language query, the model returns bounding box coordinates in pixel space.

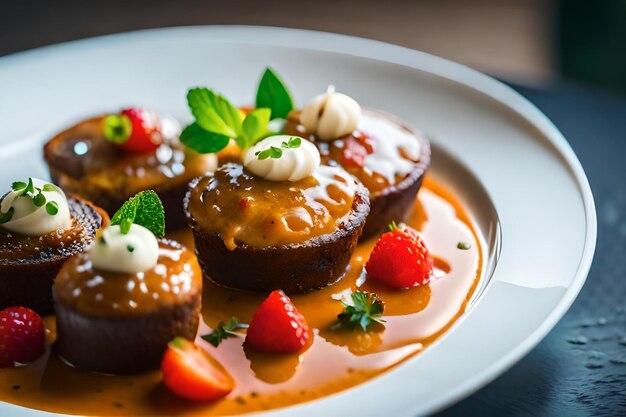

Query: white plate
[0,26,596,416]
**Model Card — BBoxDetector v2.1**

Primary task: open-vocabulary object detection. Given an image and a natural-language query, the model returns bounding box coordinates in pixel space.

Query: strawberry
[365,223,433,289]
[245,290,309,353]
[341,133,373,168]
[161,337,234,402]
[103,107,162,153]
[0,307,45,367]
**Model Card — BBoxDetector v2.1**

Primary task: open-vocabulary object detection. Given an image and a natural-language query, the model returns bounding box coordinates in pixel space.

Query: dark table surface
[438,82,626,417]
[1,15,625,416]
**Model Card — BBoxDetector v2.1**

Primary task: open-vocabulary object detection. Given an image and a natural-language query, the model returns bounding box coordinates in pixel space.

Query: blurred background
[2,0,626,93]
[2,1,625,416]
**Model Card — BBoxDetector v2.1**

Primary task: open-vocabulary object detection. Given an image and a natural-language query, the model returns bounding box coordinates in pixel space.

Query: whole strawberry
[246,290,309,353]
[365,222,433,289]
[103,107,162,153]
[0,307,45,367]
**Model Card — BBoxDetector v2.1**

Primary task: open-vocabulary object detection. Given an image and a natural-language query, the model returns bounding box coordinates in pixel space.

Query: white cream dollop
[244,135,320,182]
[300,86,362,141]
[89,224,159,274]
[0,178,71,236]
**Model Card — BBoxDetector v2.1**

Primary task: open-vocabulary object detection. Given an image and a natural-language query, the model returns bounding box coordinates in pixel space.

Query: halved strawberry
[365,222,433,289]
[245,290,309,353]
[161,337,234,402]
[103,107,162,153]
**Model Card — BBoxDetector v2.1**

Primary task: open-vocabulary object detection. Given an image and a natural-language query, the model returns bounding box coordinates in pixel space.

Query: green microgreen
[103,114,132,144]
[255,67,295,120]
[254,136,302,160]
[0,207,14,224]
[23,178,35,196]
[33,192,46,207]
[331,291,385,332]
[43,184,59,193]
[201,316,248,347]
[11,181,27,192]
[45,201,59,215]
[457,242,471,250]
[110,190,165,237]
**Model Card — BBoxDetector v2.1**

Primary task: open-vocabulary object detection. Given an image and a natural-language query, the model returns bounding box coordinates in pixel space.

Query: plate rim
[0,25,597,416]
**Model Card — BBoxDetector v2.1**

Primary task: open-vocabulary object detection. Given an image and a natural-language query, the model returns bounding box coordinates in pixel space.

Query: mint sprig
[181,88,271,154]
[201,316,248,347]
[331,291,386,332]
[256,67,295,120]
[110,190,165,237]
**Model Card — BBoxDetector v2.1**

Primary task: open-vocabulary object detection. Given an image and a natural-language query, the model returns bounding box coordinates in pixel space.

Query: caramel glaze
[43,116,216,229]
[285,109,425,196]
[54,240,201,317]
[0,177,482,416]
[187,163,358,249]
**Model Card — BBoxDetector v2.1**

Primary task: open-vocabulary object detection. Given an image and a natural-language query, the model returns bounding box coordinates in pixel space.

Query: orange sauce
[0,177,482,415]
[187,163,358,248]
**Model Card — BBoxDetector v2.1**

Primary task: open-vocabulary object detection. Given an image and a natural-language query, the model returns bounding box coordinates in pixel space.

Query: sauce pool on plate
[0,177,482,416]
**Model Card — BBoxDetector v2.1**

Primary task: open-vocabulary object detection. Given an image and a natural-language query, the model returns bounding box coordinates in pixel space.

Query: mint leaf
[180,122,230,154]
[331,291,385,331]
[110,190,165,237]
[256,68,295,119]
[242,108,271,148]
[187,88,240,138]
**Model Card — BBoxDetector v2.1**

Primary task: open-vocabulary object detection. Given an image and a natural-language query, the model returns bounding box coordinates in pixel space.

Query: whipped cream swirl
[300,86,362,141]
[89,224,159,274]
[0,178,71,236]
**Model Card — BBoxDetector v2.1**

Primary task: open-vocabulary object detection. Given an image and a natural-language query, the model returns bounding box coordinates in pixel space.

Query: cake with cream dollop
[53,191,202,374]
[43,108,217,230]
[0,177,106,314]
[185,135,370,293]
[285,87,431,239]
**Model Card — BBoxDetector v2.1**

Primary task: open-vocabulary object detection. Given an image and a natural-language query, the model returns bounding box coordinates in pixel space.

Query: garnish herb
[0,207,14,224]
[33,192,46,207]
[11,181,27,192]
[127,244,135,253]
[457,242,471,250]
[255,136,302,160]
[103,114,132,144]
[331,291,385,332]
[23,178,35,196]
[43,184,59,193]
[201,316,249,347]
[5,178,60,219]
[181,88,271,154]
[256,67,295,120]
[388,220,399,231]
[110,190,165,237]
[45,201,59,215]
